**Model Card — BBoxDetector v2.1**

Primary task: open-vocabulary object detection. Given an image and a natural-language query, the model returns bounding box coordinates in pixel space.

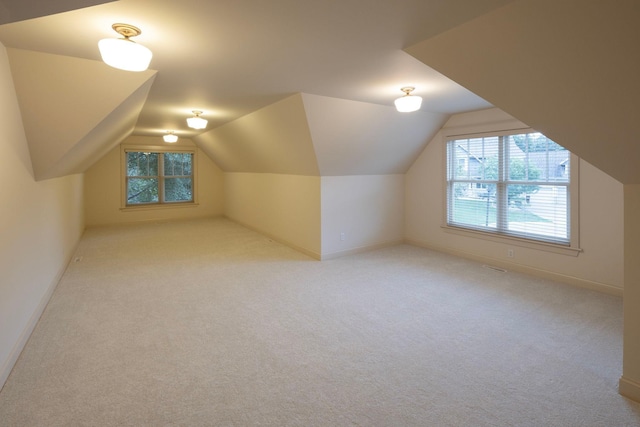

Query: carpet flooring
[1,217,639,426]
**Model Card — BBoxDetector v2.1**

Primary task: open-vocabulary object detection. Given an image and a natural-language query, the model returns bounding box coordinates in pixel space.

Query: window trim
[441,127,582,257]
[120,144,199,210]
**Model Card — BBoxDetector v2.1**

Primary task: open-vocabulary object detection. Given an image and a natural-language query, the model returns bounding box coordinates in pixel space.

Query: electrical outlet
[340,232,345,241]
[507,249,514,258]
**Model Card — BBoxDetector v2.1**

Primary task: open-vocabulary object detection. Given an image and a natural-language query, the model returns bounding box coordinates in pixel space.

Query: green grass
[452,198,550,227]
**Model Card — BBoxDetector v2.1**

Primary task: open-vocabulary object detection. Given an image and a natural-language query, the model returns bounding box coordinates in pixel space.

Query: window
[124,149,195,206]
[446,131,575,246]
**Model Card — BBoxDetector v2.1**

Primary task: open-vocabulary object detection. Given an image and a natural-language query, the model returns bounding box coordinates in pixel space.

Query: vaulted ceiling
[0,0,503,180]
[0,0,637,183]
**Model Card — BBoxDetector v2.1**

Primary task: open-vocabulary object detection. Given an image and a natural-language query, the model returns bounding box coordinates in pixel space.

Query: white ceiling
[3,0,636,185]
[0,0,509,138]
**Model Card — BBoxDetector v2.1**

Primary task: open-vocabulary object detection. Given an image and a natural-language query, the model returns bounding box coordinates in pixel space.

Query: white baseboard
[321,239,404,260]
[0,245,79,391]
[406,238,622,296]
[224,217,402,261]
[619,376,640,403]
[226,217,322,260]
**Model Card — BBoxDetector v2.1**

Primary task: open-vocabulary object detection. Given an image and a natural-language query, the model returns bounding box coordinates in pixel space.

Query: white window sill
[441,225,582,257]
[120,202,199,212]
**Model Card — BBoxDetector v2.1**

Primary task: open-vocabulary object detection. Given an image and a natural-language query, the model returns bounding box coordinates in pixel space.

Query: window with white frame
[446,130,576,246]
[124,149,195,206]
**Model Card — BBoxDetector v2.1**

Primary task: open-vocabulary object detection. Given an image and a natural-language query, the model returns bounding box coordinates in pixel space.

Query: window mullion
[158,153,165,203]
[496,136,507,231]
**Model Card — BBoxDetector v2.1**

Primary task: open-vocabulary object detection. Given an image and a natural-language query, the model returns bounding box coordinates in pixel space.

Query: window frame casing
[442,128,581,257]
[120,144,199,210]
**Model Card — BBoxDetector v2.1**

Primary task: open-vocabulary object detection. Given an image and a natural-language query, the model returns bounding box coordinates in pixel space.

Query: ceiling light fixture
[163,131,178,143]
[98,23,152,72]
[187,110,208,129]
[394,87,422,113]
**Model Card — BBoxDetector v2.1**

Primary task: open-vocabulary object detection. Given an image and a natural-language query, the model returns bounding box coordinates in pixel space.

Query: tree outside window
[446,132,571,245]
[126,151,194,205]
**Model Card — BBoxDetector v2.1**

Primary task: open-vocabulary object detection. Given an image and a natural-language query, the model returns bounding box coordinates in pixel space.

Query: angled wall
[405,0,640,185]
[303,93,447,176]
[224,173,322,258]
[0,43,84,390]
[196,93,445,258]
[303,94,445,258]
[7,48,156,180]
[195,94,322,256]
[194,94,320,175]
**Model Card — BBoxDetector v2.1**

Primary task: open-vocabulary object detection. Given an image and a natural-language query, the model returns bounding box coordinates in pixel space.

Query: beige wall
[84,136,224,226]
[620,184,640,400]
[406,108,624,294]
[0,43,85,388]
[224,173,321,258]
[223,173,403,260]
[321,175,404,259]
[195,94,320,176]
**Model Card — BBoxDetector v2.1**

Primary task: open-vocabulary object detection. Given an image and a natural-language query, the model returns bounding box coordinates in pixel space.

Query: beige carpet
[1,217,639,426]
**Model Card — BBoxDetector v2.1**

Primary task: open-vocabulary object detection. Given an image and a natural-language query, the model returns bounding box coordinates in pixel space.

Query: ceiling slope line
[404,0,640,184]
[42,76,157,180]
[6,48,156,180]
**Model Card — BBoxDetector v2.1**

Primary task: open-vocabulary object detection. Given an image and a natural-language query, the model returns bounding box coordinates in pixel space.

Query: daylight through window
[126,151,194,205]
[446,131,571,245]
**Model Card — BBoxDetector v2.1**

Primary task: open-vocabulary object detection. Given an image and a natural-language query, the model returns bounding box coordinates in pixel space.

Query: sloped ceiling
[194,93,446,177]
[7,48,156,180]
[406,0,640,184]
[0,0,518,180]
[194,94,319,176]
[0,0,114,24]
[302,94,448,176]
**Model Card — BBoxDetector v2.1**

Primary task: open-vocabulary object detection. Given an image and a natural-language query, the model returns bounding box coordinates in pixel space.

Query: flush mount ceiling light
[163,131,178,143]
[394,86,422,113]
[187,110,208,129]
[98,23,152,72]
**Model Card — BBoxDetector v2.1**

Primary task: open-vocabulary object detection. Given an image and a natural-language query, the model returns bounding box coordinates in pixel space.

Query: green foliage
[127,152,158,177]
[164,153,193,202]
[127,178,159,204]
[126,152,193,204]
[483,157,541,205]
[165,178,192,202]
[511,133,564,153]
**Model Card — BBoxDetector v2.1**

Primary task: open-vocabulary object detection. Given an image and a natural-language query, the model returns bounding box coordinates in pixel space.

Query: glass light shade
[98,38,152,72]
[394,94,422,112]
[187,116,208,129]
[163,133,178,143]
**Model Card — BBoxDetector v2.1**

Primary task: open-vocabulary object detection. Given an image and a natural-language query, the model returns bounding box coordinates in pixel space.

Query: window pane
[127,178,158,204]
[127,152,158,177]
[149,153,159,176]
[506,134,569,183]
[164,178,193,202]
[450,137,499,181]
[164,153,178,176]
[449,182,497,230]
[164,153,192,177]
[183,154,193,175]
[505,184,568,242]
[447,130,572,245]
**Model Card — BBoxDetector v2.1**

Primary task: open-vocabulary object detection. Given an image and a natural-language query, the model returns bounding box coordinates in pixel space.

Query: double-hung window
[124,148,195,206]
[446,130,576,247]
